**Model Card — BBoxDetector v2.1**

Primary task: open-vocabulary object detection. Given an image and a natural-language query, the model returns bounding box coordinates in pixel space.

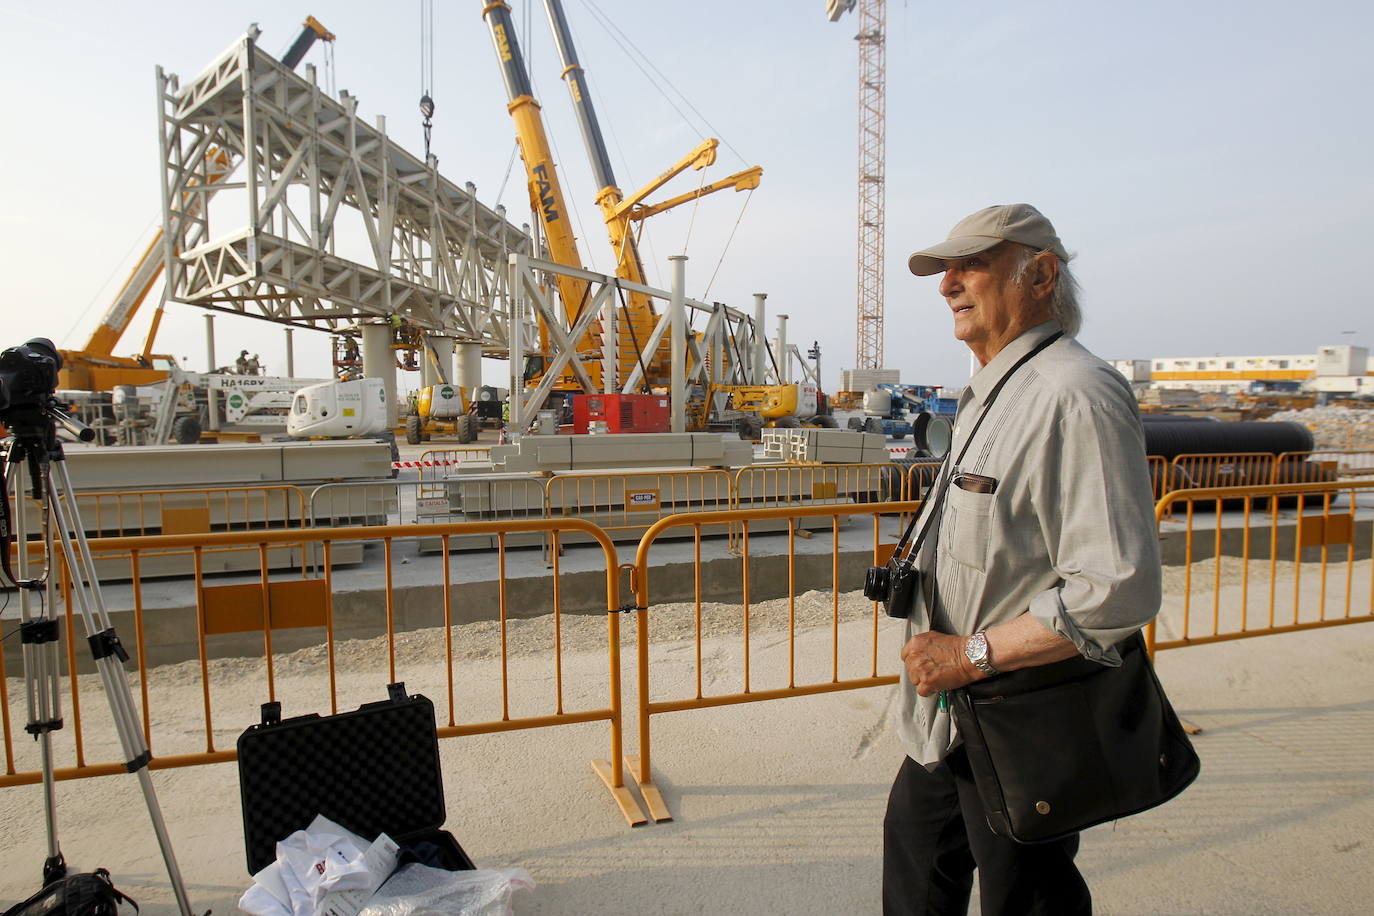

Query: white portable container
[288,377,388,438]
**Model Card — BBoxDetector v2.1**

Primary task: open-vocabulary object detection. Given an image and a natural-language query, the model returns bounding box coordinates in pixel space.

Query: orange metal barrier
[733,462,895,509]
[1168,451,1275,491]
[1147,455,1169,502]
[627,500,921,822]
[68,485,308,536]
[903,459,945,501]
[1148,480,1374,654]
[1275,448,1374,482]
[12,486,312,581]
[0,519,645,824]
[545,469,733,539]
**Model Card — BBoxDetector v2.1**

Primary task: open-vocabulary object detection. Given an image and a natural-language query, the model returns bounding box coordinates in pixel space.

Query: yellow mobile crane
[480,0,762,396]
[57,17,336,392]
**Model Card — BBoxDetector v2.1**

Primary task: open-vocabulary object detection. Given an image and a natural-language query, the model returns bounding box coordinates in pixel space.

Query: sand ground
[2,578,1372,915]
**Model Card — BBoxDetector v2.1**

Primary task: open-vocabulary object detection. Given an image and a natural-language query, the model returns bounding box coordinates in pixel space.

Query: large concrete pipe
[753,293,767,384]
[454,341,483,394]
[361,321,398,427]
[670,255,687,433]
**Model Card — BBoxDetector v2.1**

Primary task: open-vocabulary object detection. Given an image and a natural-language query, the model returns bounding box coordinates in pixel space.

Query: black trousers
[882,749,1091,915]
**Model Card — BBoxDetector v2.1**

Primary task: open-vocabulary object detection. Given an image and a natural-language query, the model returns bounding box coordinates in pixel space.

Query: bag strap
[893,331,1063,561]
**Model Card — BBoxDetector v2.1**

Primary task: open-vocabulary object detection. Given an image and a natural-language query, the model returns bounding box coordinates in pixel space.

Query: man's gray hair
[1011,244,1082,337]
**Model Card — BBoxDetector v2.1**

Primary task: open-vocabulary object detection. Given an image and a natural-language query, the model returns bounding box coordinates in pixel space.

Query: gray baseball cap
[907,203,1069,276]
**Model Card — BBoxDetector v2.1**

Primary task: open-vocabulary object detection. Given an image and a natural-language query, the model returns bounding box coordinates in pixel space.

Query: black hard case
[236,690,474,875]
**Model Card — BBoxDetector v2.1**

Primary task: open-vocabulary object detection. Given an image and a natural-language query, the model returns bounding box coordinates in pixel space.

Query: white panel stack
[840,368,901,392]
[761,428,890,464]
[483,433,757,473]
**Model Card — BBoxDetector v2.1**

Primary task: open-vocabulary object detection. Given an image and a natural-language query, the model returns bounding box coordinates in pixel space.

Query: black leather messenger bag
[950,632,1199,844]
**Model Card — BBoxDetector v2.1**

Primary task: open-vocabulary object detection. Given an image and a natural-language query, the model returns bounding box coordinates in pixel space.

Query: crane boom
[480,0,601,388]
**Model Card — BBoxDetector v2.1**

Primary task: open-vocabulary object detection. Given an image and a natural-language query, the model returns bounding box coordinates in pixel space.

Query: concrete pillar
[361,321,398,427]
[776,313,790,384]
[284,327,295,377]
[204,314,220,431]
[509,282,525,434]
[752,293,767,384]
[670,256,687,433]
[454,342,483,394]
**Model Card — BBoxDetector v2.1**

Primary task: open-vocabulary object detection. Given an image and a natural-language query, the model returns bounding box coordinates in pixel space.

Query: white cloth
[239,816,399,916]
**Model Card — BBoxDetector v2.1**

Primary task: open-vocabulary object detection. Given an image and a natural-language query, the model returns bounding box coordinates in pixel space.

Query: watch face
[965,633,986,662]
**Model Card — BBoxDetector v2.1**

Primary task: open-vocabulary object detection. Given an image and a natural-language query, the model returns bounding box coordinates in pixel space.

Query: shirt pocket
[945,483,995,572]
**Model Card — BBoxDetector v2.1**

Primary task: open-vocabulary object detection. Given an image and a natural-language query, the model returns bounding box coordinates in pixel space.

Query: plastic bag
[357,865,533,916]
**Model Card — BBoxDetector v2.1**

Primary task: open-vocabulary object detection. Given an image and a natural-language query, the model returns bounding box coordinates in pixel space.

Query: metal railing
[1148,480,1374,654]
[545,469,733,538]
[626,500,920,821]
[1275,448,1374,481]
[733,462,895,509]
[0,519,646,824]
[1168,451,1276,491]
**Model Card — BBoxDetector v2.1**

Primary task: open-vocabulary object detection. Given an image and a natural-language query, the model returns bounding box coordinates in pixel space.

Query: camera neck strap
[894,330,1063,560]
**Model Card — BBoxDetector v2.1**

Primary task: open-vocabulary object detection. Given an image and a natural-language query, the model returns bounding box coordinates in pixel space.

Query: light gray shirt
[897,321,1162,765]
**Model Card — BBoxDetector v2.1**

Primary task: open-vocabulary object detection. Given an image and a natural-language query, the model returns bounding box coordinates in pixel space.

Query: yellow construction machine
[405,384,478,445]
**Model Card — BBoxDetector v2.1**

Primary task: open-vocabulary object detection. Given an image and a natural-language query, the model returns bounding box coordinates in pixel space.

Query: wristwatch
[965,631,998,676]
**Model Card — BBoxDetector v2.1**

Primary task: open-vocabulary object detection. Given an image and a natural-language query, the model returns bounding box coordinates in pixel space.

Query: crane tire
[405,415,423,445]
[456,415,478,444]
[171,416,201,445]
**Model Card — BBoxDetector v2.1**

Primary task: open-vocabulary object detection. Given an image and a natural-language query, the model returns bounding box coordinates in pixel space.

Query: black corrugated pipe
[1142,421,1313,461]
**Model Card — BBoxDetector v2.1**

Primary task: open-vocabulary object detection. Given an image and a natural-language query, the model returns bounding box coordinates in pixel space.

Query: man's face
[937,242,1050,365]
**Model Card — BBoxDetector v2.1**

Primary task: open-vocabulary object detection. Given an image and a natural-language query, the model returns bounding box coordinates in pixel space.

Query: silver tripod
[4,403,194,915]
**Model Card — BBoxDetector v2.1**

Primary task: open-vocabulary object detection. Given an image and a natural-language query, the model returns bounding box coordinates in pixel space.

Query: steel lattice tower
[855,0,885,370]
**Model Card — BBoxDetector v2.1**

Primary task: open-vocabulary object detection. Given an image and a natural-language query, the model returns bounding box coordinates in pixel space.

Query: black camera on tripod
[863,554,923,619]
[0,337,62,417]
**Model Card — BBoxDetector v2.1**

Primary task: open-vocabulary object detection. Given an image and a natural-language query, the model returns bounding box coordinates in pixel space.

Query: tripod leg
[44,460,195,916]
[8,451,66,884]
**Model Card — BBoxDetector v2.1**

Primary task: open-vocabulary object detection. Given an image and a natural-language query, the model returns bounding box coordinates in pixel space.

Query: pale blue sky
[1,0,1370,390]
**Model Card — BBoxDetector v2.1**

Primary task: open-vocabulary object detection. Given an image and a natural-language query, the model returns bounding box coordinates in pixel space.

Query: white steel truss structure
[506,255,765,430]
[156,32,533,350]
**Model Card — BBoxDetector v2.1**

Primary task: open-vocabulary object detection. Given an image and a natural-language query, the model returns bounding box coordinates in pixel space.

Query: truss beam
[157,32,532,350]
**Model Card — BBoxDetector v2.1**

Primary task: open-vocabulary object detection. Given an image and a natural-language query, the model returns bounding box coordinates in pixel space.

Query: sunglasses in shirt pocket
[946,477,996,572]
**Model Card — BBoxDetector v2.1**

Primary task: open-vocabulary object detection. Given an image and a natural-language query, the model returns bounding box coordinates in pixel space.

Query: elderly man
[884,204,1161,914]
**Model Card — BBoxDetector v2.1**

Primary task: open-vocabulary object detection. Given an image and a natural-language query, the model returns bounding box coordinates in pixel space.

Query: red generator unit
[571,393,672,434]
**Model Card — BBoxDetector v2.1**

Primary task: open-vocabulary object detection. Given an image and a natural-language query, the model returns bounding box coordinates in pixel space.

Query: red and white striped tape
[889,447,912,454]
[391,458,464,469]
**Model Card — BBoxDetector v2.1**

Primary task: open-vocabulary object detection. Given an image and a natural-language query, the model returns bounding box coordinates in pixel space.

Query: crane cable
[701,187,755,300]
[577,0,748,166]
[419,0,436,163]
[323,32,337,98]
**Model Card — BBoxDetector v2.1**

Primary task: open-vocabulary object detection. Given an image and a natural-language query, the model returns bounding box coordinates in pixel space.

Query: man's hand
[900,631,980,697]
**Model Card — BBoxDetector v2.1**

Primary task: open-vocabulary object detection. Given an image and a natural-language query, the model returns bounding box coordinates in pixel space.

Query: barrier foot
[623,754,673,823]
[1179,716,1203,736]
[592,759,649,827]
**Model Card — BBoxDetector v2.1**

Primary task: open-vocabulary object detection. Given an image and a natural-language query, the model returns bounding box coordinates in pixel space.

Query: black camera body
[863,555,923,619]
[0,338,62,415]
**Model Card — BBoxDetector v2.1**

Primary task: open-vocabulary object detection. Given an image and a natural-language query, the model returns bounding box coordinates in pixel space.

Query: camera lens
[863,564,891,602]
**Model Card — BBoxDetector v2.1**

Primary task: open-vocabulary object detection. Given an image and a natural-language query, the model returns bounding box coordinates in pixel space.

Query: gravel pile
[1264,405,1374,446]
